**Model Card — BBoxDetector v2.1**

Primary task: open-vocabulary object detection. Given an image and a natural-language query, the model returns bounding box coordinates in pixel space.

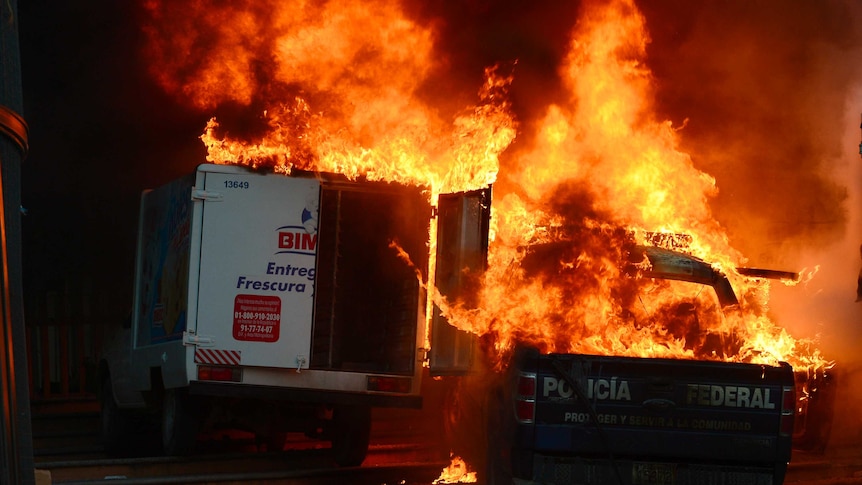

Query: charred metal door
[429,188,491,376]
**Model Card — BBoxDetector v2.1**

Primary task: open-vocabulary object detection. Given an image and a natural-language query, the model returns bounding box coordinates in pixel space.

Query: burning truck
[99,163,490,465]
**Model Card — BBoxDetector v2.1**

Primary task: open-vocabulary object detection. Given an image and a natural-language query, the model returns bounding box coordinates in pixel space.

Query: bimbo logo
[276,226,317,256]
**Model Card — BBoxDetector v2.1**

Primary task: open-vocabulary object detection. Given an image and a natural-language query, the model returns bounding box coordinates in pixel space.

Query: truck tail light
[780,385,795,437]
[197,365,242,382]
[515,372,536,424]
[367,375,412,393]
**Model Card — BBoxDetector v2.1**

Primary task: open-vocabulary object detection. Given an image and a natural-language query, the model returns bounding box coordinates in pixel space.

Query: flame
[144,0,515,196]
[141,0,836,479]
[199,65,515,195]
[433,455,477,484]
[432,0,828,373]
[143,0,831,455]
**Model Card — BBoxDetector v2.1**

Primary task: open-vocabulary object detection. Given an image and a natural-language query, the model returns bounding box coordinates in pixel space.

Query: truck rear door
[428,187,491,376]
[192,166,320,370]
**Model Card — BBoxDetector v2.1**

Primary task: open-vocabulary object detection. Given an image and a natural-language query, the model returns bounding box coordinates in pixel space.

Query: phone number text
[234,312,280,321]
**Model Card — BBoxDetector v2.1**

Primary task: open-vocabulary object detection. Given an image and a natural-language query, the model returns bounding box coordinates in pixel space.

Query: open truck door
[429,188,491,376]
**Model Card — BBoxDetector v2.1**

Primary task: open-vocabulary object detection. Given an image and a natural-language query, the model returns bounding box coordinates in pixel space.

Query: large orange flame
[142,0,829,380]
[436,0,824,373]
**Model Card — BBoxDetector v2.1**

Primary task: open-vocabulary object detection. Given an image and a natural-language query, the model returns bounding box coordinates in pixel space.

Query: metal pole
[0,1,35,484]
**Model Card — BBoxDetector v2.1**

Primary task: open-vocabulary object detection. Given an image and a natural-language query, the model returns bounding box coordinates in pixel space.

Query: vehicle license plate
[632,462,675,485]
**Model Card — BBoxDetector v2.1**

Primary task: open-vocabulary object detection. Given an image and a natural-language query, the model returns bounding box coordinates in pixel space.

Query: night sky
[15,0,862,359]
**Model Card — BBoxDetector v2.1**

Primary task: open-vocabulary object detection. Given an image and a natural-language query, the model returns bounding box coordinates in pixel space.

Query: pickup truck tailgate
[510,351,795,484]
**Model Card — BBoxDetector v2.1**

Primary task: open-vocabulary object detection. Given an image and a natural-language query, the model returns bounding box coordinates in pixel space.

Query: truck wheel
[100,374,139,457]
[330,405,372,467]
[161,389,200,456]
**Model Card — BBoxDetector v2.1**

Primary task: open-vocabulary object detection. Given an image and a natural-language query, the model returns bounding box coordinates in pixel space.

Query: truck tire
[161,388,200,456]
[330,405,372,467]
[100,373,140,457]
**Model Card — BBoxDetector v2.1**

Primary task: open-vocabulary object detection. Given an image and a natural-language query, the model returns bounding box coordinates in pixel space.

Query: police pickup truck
[466,245,801,485]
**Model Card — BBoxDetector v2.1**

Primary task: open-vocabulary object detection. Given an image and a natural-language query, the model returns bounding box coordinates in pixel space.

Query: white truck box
[99,163,490,465]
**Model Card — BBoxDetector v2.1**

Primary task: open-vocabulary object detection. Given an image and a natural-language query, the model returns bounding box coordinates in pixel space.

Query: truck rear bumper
[189,380,423,408]
[516,453,785,485]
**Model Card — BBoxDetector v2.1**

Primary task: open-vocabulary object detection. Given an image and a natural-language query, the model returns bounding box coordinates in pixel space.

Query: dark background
[19,1,209,321]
